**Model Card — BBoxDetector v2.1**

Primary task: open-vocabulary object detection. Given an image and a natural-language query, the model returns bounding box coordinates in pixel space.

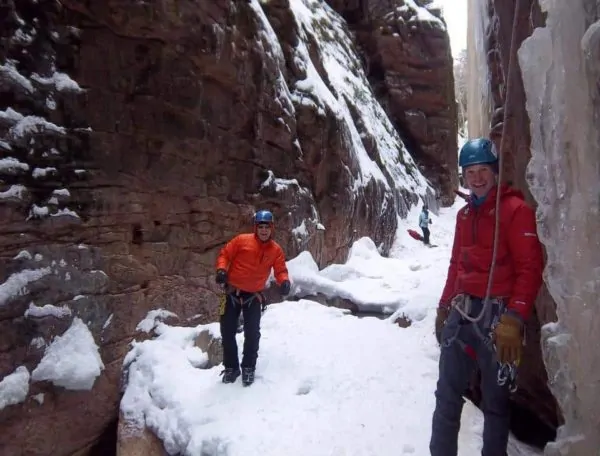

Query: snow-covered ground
[121,199,541,456]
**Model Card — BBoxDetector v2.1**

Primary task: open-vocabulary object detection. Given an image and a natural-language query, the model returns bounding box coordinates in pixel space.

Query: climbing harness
[449,295,521,392]
[219,285,267,333]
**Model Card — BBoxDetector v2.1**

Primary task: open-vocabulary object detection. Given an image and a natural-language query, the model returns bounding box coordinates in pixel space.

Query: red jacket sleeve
[439,215,461,307]
[272,245,289,284]
[215,235,241,271]
[506,204,544,320]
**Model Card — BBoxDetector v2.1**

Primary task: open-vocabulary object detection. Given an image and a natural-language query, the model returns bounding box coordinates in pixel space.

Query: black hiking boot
[221,368,240,384]
[241,367,255,387]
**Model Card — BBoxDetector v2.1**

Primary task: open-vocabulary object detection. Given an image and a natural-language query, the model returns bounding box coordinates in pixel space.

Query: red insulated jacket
[216,233,289,293]
[439,185,544,321]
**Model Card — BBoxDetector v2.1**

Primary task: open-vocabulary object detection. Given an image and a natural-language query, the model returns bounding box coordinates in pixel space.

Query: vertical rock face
[470,0,600,452]
[0,0,440,453]
[325,0,459,206]
[519,1,600,454]
[485,0,545,194]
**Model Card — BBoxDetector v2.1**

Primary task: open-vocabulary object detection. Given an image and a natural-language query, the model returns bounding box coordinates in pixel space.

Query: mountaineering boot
[221,367,240,384]
[242,367,255,386]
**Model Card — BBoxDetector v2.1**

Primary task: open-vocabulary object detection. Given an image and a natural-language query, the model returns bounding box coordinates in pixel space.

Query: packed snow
[121,199,541,456]
[31,317,104,390]
[0,366,30,411]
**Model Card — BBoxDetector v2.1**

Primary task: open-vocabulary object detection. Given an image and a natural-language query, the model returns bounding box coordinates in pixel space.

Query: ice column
[518,0,600,454]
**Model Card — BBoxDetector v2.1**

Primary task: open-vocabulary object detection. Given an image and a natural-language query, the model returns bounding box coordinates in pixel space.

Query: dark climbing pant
[422,227,430,245]
[220,291,262,370]
[430,298,510,456]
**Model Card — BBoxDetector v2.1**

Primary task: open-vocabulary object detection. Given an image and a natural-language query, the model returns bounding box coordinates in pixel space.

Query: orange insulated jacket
[216,233,289,293]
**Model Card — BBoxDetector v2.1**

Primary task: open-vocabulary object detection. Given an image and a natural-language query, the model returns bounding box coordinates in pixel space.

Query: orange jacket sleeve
[272,245,289,284]
[506,205,544,320]
[215,235,241,271]
[439,215,461,307]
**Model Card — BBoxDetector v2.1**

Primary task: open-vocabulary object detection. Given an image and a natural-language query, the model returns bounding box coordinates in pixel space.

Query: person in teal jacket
[419,204,432,245]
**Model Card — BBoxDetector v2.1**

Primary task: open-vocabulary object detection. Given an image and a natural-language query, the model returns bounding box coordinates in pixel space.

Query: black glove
[280,280,291,296]
[215,269,227,285]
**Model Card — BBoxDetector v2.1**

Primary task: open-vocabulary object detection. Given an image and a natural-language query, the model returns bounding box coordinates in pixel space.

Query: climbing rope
[453,0,523,325]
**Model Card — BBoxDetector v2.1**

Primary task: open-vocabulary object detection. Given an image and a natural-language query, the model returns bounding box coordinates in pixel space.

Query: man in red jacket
[215,209,290,386]
[430,138,544,456]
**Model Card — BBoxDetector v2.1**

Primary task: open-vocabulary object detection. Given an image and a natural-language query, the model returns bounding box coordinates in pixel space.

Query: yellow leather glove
[435,307,450,344]
[493,313,523,364]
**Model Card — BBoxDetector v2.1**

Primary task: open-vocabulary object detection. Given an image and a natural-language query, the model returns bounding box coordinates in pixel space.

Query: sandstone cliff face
[469,0,600,453]
[0,0,450,453]
[326,0,459,206]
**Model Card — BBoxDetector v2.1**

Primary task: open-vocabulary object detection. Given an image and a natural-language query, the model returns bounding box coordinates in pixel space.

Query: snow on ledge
[136,309,179,333]
[0,156,29,173]
[31,317,105,390]
[260,170,309,194]
[0,267,52,307]
[0,366,30,411]
[24,302,72,319]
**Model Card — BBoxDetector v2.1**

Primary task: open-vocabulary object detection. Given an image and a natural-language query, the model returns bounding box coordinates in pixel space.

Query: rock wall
[326,0,459,206]
[0,0,443,453]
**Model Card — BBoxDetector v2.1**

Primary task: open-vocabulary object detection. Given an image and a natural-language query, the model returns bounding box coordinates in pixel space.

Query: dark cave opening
[87,418,118,456]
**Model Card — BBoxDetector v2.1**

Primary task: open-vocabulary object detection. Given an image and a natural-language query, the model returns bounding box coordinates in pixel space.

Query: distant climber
[215,210,291,386]
[418,204,433,245]
[430,138,544,456]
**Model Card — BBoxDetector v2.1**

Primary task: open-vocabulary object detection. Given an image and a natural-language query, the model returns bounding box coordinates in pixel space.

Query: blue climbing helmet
[458,138,498,169]
[254,210,274,225]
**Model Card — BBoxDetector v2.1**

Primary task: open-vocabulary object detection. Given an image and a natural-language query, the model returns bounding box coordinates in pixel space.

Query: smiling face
[464,163,497,198]
[255,223,272,242]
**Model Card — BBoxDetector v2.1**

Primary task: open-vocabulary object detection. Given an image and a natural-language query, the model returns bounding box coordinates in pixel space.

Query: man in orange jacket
[215,209,290,386]
[430,138,544,455]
